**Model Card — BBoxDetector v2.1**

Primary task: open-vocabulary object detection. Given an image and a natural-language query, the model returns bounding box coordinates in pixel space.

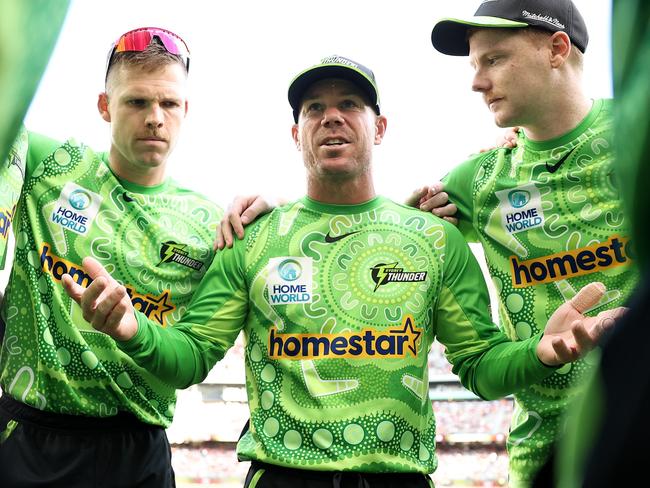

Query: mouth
[319,137,350,148]
[487,97,503,110]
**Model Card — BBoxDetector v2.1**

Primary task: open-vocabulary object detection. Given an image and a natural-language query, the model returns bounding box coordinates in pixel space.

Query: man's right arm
[63,240,249,389]
[439,155,483,241]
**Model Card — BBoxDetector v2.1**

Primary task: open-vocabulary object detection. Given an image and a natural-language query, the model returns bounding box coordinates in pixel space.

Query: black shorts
[0,395,175,487]
[244,460,434,488]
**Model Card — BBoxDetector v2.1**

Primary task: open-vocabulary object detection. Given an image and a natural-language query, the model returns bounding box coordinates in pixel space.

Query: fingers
[571,319,597,353]
[82,256,115,283]
[61,274,85,304]
[442,216,459,226]
[91,285,128,333]
[405,186,428,208]
[570,282,606,314]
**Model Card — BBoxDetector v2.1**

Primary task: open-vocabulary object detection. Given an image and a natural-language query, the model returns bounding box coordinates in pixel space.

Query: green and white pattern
[123,196,556,473]
[0,130,222,427]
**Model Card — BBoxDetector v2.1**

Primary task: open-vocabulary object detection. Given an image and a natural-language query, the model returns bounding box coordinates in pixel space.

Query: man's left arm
[434,221,624,400]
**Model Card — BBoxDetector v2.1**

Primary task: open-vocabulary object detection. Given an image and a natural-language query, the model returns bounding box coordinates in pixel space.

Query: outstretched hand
[214,194,282,250]
[536,282,627,366]
[62,257,138,341]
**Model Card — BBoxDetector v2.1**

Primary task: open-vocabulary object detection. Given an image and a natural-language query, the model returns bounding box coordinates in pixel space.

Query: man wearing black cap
[426,1,638,486]
[62,54,624,488]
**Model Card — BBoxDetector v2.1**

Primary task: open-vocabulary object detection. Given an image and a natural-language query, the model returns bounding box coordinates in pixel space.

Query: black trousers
[0,395,175,487]
[244,460,434,488]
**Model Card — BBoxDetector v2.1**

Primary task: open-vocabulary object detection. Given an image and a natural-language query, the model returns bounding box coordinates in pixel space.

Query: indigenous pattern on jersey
[0,130,222,427]
[0,129,27,269]
[443,99,638,485]
[122,196,555,474]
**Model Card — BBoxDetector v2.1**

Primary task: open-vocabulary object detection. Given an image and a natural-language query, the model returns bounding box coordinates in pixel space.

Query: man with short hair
[0,27,223,487]
[426,1,638,485]
[63,55,623,488]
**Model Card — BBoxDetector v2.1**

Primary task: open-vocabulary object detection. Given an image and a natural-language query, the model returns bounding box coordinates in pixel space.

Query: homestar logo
[51,182,103,236]
[269,315,423,360]
[509,236,633,287]
[158,242,204,271]
[40,243,176,326]
[267,257,313,304]
[370,262,428,292]
[496,183,545,234]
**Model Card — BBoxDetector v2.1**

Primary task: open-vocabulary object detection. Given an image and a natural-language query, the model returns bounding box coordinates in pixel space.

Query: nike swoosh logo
[545,147,576,173]
[324,231,359,243]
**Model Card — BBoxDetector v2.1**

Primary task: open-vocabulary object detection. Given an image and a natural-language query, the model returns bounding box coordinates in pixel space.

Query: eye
[340,99,361,110]
[487,56,501,66]
[305,102,324,113]
[127,99,146,107]
[162,100,181,109]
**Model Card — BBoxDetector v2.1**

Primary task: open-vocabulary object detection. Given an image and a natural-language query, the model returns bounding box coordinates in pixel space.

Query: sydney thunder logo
[370,262,427,292]
[158,242,204,270]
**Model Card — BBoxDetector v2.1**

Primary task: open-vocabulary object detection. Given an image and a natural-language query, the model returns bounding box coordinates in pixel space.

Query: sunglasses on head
[105,27,190,79]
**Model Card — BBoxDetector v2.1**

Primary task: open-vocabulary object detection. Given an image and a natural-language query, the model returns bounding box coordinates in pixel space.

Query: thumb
[61,274,85,304]
[82,256,114,282]
[570,282,606,314]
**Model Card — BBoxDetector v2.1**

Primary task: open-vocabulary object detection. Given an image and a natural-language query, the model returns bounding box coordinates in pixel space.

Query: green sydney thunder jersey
[0,129,223,427]
[121,196,556,473]
[443,99,638,485]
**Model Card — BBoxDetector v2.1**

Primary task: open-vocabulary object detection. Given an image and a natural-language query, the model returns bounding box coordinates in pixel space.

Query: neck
[523,91,593,141]
[307,174,375,205]
[108,148,166,186]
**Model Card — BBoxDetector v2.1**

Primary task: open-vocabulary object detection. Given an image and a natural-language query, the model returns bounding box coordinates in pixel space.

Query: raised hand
[536,282,627,366]
[61,257,138,341]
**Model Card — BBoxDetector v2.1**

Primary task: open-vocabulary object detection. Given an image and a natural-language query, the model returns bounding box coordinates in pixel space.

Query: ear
[97,93,111,123]
[291,124,301,150]
[184,100,189,117]
[549,31,572,68]
[373,115,388,145]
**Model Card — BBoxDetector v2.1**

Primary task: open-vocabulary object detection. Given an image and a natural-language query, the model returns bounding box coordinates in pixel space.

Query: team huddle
[0,1,639,487]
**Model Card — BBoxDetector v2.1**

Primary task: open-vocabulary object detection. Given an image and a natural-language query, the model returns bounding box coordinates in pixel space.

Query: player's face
[469,28,552,128]
[292,78,386,181]
[99,63,188,184]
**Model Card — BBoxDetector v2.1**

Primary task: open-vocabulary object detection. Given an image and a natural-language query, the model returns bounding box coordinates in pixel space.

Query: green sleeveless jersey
[443,99,638,485]
[0,129,223,427]
[120,196,556,474]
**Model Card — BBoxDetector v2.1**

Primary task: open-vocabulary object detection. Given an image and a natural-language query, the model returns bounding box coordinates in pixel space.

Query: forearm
[456,333,555,400]
[118,312,230,389]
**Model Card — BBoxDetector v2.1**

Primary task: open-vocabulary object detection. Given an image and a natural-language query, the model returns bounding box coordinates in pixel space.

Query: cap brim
[431,16,529,56]
[288,65,379,121]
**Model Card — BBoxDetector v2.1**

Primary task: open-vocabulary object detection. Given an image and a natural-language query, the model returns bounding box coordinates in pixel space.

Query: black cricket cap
[288,55,381,123]
[431,0,589,56]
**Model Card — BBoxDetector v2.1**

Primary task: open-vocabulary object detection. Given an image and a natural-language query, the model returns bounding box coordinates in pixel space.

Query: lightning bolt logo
[370,262,399,292]
[159,241,186,265]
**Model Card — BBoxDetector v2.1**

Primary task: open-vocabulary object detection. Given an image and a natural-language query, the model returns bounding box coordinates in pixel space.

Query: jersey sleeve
[433,220,555,400]
[0,127,28,269]
[441,155,482,242]
[118,234,249,388]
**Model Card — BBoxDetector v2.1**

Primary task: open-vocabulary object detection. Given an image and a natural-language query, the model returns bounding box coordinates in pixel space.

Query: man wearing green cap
[62,54,623,488]
[425,0,638,485]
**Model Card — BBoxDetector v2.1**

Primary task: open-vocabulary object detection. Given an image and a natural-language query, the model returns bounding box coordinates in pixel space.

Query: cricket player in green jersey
[425,0,639,485]
[0,28,223,487]
[64,55,624,488]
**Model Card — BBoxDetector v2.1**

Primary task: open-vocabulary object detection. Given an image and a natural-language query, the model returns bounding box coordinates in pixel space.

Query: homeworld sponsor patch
[370,262,427,292]
[510,235,632,287]
[158,241,204,270]
[269,315,423,360]
[496,183,545,234]
[267,257,313,304]
[40,243,175,325]
[50,182,103,236]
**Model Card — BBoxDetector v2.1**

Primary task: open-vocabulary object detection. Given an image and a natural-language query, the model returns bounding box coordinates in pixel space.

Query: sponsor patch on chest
[51,182,103,236]
[496,183,545,234]
[267,257,313,304]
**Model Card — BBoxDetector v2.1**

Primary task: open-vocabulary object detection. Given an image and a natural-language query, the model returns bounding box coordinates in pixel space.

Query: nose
[471,69,490,94]
[321,106,344,127]
[145,104,164,129]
